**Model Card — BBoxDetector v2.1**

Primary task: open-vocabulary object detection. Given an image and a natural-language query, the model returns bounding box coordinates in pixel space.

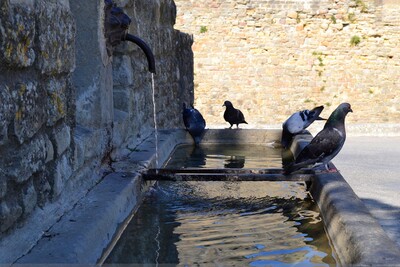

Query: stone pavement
[333,136,400,248]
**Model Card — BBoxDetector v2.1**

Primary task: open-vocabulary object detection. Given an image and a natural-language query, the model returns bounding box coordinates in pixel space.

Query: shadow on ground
[361,198,400,248]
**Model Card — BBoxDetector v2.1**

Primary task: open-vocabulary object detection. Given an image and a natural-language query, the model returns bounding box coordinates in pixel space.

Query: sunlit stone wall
[174,0,400,128]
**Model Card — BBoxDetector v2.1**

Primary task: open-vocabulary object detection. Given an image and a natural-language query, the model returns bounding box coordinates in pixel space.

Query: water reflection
[105,182,337,266]
[164,144,282,169]
[224,155,246,168]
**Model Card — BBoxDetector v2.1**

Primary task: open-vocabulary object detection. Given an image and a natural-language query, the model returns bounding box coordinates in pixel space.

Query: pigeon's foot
[315,168,338,174]
[328,168,339,173]
[324,163,338,173]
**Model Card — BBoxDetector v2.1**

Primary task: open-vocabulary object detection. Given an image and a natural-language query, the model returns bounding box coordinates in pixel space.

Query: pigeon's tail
[244,121,248,124]
[283,154,325,174]
[283,159,316,174]
[310,106,325,120]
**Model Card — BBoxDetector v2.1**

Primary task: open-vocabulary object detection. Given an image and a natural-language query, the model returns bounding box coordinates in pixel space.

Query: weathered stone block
[0,199,22,232]
[3,134,48,183]
[45,135,54,163]
[73,137,85,172]
[159,0,177,26]
[287,10,298,19]
[112,55,134,87]
[33,172,51,208]
[49,153,73,199]
[73,126,93,171]
[113,89,130,112]
[73,126,112,169]
[45,78,69,126]
[111,109,129,154]
[35,0,75,74]
[0,84,15,146]
[11,82,47,144]
[0,178,7,199]
[0,1,36,67]
[53,123,71,157]
[21,180,37,217]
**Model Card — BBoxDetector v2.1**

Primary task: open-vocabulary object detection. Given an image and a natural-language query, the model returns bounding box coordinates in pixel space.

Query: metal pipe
[123,33,156,74]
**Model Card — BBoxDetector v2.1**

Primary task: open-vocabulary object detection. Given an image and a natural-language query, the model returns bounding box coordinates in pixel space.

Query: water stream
[151,73,159,170]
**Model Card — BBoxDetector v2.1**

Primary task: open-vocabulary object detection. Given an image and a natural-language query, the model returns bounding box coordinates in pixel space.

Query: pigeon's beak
[349,108,353,112]
[222,104,225,107]
[316,116,327,121]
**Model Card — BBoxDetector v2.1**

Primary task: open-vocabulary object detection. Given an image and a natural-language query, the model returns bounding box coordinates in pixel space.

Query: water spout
[104,0,156,74]
[123,33,156,74]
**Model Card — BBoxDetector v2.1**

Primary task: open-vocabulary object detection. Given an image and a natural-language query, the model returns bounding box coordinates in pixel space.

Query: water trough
[14,129,400,265]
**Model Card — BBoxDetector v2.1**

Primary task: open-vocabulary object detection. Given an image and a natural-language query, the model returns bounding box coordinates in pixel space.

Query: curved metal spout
[123,34,156,74]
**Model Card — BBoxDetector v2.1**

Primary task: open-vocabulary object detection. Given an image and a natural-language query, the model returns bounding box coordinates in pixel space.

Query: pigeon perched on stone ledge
[223,100,248,129]
[284,103,353,174]
[182,103,206,146]
[281,105,326,149]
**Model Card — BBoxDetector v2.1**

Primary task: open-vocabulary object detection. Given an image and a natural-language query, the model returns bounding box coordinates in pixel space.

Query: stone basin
[13,129,400,265]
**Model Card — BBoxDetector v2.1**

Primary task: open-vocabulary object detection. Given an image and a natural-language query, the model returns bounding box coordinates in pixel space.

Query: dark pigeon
[182,103,206,145]
[281,105,326,149]
[223,100,248,129]
[285,103,353,173]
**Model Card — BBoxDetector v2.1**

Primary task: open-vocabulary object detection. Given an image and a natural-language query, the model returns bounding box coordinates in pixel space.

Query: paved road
[333,136,400,248]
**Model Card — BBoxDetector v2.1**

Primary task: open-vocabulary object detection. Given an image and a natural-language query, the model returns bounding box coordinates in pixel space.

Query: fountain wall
[0,0,193,246]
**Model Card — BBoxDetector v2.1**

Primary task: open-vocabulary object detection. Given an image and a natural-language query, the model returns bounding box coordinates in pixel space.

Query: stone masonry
[0,0,193,254]
[0,0,76,235]
[174,0,400,127]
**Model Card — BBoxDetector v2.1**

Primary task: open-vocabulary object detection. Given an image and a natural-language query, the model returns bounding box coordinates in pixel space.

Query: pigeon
[285,103,353,173]
[223,100,248,129]
[182,103,206,145]
[281,106,326,149]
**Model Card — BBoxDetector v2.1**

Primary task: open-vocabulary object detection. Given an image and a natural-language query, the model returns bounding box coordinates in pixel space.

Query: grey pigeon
[182,103,206,145]
[281,105,326,149]
[223,100,248,129]
[285,103,353,173]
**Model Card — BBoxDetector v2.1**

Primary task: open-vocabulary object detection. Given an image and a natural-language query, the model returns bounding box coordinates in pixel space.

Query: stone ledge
[12,129,186,264]
[290,131,400,265]
[311,171,400,265]
[207,123,400,137]
[16,172,143,264]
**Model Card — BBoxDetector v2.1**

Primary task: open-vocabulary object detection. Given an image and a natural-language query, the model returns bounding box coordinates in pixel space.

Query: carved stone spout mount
[104,0,156,73]
[104,0,131,56]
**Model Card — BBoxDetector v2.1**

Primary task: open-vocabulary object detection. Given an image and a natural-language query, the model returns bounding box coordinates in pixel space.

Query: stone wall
[0,0,76,235]
[174,0,400,127]
[111,0,194,153]
[0,0,193,246]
